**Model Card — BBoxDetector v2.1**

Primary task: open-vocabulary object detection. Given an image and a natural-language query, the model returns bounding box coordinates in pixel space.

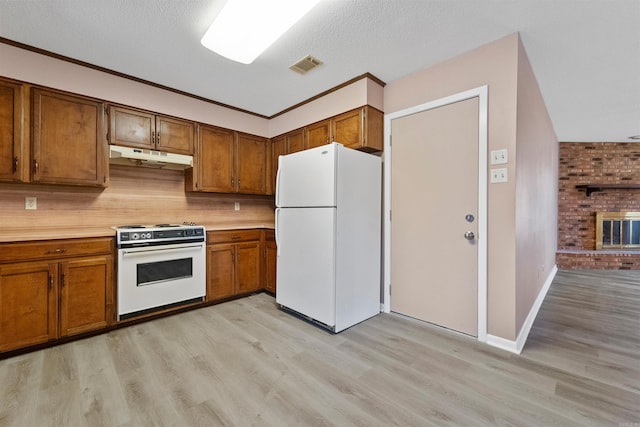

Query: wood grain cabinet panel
[59,256,113,337]
[192,125,235,193]
[0,78,26,183]
[206,230,263,301]
[236,241,261,294]
[32,88,107,187]
[206,243,236,301]
[188,127,269,195]
[108,105,194,155]
[236,133,268,195]
[305,119,331,150]
[0,261,58,352]
[265,230,276,294]
[287,129,304,154]
[271,129,304,194]
[0,238,115,354]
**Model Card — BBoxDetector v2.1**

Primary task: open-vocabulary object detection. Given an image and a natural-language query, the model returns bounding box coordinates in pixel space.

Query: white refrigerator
[275,142,381,332]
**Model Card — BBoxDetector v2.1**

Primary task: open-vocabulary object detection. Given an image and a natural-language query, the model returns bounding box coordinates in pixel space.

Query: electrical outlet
[490,168,508,183]
[234,202,240,211]
[25,196,37,210]
[490,149,508,165]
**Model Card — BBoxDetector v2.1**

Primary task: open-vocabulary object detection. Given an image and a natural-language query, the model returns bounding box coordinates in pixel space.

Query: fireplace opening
[596,212,640,250]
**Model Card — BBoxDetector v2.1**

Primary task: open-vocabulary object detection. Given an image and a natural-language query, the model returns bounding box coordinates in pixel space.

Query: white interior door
[390,96,480,336]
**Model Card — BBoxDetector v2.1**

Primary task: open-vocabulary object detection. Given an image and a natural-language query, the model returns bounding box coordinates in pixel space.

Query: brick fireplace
[557,142,640,269]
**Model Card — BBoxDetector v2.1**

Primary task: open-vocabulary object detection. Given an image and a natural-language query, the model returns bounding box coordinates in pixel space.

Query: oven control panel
[117,225,205,248]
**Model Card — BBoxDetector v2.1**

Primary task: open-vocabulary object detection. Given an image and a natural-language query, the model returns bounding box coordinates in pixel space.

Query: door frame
[383,85,488,342]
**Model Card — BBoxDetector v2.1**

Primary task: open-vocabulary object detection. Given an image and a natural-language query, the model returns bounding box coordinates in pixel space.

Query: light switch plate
[234,202,240,211]
[490,168,508,183]
[490,149,508,165]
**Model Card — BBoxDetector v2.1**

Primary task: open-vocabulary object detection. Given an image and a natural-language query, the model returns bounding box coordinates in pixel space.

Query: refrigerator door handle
[275,159,282,207]
[275,208,281,256]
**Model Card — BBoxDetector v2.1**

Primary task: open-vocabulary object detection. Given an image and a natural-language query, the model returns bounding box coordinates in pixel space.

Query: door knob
[464,231,475,241]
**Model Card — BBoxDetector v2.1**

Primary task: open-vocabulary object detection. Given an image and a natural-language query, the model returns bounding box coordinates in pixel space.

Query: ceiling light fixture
[200,0,321,65]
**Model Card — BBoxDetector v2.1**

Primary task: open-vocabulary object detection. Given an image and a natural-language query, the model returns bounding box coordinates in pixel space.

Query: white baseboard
[486,265,558,354]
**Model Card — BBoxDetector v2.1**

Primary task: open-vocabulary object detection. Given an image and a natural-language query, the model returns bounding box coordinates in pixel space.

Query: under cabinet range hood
[109,145,193,170]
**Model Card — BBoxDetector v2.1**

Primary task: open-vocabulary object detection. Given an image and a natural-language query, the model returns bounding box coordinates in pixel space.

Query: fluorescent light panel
[201,0,321,64]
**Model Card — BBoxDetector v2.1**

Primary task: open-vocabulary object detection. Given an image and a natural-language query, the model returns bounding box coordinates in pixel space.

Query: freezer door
[276,207,336,327]
[276,143,337,208]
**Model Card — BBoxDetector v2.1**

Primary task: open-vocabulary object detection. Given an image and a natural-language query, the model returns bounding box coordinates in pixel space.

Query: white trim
[486,265,558,354]
[383,85,489,342]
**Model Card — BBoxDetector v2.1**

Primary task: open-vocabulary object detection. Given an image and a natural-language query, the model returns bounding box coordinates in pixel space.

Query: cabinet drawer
[0,238,114,263]
[207,229,261,244]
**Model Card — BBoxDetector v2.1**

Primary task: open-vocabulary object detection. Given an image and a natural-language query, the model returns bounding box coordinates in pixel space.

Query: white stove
[115,223,206,319]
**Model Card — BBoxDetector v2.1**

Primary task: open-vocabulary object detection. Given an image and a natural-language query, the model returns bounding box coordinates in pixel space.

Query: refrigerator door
[276,207,336,327]
[276,143,337,208]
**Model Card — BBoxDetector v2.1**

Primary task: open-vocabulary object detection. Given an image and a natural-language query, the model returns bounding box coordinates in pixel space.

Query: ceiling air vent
[290,55,322,75]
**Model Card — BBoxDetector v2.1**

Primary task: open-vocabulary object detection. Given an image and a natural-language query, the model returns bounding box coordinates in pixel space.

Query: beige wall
[0,42,383,140]
[268,77,384,137]
[385,33,556,341]
[514,37,558,332]
[0,43,270,136]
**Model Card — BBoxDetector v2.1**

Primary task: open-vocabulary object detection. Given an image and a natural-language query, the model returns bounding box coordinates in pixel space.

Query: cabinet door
[236,241,261,294]
[207,244,235,301]
[0,261,58,352]
[265,237,277,294]
[288,129,304,154]
[305,120,330,149]
[59,256,113,337]
[108,106,154,150]
[156,115,194,155]
[332,108,363,149]
[236,133,267,195]
[198,125,235,193]
[32,89,106,186]
[0,79,25,182]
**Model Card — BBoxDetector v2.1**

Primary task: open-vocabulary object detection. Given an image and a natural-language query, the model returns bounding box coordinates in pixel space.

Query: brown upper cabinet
[32,88,107,187]
[187,125,269,195]
[331,106,383,152]
[271,128,304,192]
[0,78,27,183]
[237,132,269,195]
[305,106,383,152]
[305,119,331,150]
[108,105,195,156]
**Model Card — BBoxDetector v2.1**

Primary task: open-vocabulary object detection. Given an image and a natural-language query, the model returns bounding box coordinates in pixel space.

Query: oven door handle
[121,243,204,256]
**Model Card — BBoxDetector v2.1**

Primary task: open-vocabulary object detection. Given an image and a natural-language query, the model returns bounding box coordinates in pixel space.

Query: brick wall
[557,142,640,269]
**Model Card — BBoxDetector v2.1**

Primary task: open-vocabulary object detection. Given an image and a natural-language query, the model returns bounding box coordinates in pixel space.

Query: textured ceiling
[0,0,638,142]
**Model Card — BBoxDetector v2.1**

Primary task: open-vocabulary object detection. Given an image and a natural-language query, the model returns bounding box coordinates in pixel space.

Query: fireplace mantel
[575,184,640,197]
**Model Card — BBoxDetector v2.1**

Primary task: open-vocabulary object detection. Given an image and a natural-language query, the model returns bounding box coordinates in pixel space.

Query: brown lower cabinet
[265,230,276,294]
[206,229,262,301]
[0,238,114,353]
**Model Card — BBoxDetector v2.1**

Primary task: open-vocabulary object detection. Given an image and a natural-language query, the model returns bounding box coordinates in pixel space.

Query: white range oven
[116,224,206,320]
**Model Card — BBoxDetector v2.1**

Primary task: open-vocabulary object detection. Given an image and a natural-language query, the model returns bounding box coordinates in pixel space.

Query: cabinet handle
[231,236,241,240]
[152,131,155,145]
[13,156,18,174]
[33,159,39,175]
[46,248,67,254]
[231,252,235,262]
[49,274,54,290]
[157,132,160,146]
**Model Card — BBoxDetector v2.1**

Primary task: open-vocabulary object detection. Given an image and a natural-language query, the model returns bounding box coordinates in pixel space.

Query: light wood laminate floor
[1,269,639,426]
